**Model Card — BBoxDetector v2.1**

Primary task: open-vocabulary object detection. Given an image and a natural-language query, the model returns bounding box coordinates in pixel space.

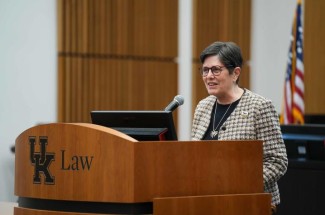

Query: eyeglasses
[199,65,225,77]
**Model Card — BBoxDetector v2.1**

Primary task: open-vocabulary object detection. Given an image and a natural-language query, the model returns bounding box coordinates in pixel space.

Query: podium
[14,123,271,215]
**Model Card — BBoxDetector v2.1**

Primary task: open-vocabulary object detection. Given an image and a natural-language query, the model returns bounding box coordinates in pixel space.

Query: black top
[203,98,241,140]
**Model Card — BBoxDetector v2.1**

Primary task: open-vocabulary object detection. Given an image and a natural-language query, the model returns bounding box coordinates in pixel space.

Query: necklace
[210,102,233,138]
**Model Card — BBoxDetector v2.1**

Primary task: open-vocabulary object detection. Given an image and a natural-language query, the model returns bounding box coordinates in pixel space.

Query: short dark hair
[200,41,243,70]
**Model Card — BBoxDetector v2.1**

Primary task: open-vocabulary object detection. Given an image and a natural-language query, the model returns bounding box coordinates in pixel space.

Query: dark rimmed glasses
[199,65,225,77]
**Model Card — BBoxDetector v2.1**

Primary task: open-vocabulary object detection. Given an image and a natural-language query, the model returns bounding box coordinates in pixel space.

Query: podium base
[17,197,152,215]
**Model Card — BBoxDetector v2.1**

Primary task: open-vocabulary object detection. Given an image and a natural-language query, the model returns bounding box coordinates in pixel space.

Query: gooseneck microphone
[164,95,184,112]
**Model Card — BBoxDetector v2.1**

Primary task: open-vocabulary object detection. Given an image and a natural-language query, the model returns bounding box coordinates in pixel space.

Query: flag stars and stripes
[281,0,304,124]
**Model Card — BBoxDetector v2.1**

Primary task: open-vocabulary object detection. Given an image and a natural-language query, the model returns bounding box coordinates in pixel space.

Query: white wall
[0,0,57,201]
[251,0,297,111]
[178,0,193,141]
[0,0,298,201]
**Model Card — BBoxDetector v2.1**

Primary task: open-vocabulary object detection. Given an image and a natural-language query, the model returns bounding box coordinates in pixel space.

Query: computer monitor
[281,124,325,160]
[90,110,177,141]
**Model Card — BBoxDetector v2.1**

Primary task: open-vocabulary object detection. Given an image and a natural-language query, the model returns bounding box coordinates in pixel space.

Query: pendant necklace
[210,102,233,138]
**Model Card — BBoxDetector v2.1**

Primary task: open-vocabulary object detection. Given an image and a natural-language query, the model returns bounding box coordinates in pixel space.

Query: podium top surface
[17,123,138,143]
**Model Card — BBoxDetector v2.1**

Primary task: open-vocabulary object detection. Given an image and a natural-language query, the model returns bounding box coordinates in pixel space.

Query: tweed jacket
[191,89,288,205]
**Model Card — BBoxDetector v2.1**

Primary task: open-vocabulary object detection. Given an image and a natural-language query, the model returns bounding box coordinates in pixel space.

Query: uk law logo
[29,136,55,184]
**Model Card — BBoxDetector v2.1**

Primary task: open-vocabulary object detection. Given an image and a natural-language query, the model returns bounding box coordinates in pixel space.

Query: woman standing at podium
[191,41,288,213]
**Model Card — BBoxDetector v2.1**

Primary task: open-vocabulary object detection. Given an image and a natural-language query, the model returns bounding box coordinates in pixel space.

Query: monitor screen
[281,124,325,160]
[90,110,177,141]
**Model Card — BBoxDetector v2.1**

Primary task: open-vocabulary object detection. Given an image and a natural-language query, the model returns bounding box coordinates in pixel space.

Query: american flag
[281,0,304,124]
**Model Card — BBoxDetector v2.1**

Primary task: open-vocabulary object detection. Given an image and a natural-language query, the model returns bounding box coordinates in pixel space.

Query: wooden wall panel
[58,56,177,122]
[304,0,325,114]
[58,0,177,56]
[57,0,178,123]
[192,0,251,112]
[132,0,178,57]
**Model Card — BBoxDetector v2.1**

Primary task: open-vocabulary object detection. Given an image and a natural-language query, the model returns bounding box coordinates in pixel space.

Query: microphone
[164,95,184,112]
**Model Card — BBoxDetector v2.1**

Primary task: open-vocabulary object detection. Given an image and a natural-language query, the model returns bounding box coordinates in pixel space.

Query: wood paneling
[58,56,177,122]
[57,0,178,123]
[192,0,251,111]
[304,0,325,114]
[58,0,177,56]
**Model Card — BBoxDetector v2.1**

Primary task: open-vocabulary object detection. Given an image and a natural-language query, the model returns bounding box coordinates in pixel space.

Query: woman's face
[202,55,236,98]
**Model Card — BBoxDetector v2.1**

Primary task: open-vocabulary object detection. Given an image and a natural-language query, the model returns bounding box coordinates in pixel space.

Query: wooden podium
[14,123,271,215]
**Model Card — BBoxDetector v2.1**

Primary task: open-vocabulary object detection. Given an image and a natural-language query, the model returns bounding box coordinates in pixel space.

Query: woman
[191,41,288,210]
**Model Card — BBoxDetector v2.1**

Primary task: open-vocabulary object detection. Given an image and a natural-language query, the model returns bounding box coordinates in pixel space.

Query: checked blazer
[191,89,288,205]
